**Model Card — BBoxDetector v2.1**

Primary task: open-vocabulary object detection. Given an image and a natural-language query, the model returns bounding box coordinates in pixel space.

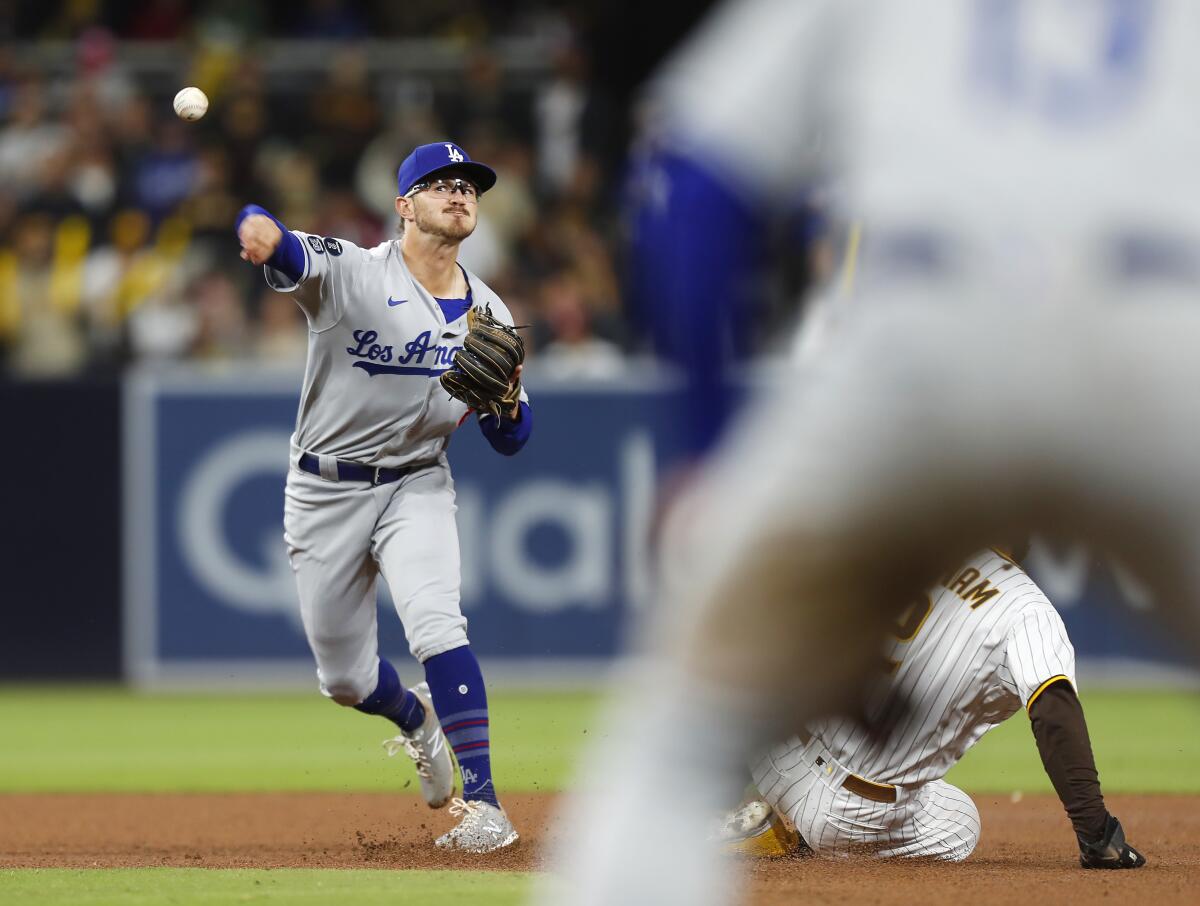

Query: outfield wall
[0,378,123,680]
[118,365,1196,689]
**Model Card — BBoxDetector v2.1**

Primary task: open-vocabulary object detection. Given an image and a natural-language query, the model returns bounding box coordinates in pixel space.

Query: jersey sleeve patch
[323,237,343,255]
[306,234,326,254]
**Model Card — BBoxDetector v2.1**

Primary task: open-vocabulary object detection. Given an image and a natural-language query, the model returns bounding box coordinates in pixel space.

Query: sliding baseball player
[719,548,1144,866]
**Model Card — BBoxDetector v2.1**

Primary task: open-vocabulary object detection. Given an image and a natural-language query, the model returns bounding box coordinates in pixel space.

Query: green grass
[0,686,596,793]
[947,688,1200,793]
[0,686,1195,794]
[0,868,533,905]
[0,687,1195,906]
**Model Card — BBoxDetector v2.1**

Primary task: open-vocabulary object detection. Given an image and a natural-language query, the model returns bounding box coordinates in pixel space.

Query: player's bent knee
[325,687,363,707]
[929,784,980,862]
[936,827,979,863]
[319,673,373,707]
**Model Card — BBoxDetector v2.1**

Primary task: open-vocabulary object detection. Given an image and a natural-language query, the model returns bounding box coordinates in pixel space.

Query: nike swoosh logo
[387,297,407,306]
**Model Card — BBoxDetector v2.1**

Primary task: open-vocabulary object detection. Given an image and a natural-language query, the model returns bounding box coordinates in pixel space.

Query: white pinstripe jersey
[805,549,1075,787]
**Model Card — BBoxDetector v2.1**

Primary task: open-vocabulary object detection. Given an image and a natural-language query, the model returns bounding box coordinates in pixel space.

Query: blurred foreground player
[718,548,1144,868]
[540,1,1198,902]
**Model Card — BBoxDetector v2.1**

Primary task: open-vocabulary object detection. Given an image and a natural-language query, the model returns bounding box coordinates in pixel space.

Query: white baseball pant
[752,736,980,861]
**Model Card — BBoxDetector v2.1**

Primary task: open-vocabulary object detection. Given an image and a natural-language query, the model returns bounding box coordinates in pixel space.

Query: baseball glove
[440,305,525,420]
[1078,815,1146,869]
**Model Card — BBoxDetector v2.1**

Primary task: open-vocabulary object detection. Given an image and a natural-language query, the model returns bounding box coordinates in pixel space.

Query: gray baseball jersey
[265,232,526,469]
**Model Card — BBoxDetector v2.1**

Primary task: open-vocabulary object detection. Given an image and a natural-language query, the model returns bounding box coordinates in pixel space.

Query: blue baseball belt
[298,452,427,486]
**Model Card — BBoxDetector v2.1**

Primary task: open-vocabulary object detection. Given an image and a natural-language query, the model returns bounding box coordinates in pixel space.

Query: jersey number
[883,593,934,674]
[969,0,1152,125]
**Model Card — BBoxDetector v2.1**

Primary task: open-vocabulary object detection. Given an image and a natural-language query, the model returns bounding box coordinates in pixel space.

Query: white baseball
[173,87,209,122]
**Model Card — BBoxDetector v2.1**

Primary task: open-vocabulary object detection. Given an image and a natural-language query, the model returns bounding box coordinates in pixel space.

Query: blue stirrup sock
[423,645,499,808]
[353,657,426,734]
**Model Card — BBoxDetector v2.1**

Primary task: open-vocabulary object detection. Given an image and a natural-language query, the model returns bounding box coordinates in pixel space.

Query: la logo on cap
[446,144,465,162]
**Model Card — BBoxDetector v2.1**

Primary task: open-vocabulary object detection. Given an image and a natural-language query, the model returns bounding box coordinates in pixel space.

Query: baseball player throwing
[236,141,529,853]
[718,547,1144,867]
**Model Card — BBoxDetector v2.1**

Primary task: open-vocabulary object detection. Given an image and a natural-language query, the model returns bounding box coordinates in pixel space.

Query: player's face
[408,175,479,241]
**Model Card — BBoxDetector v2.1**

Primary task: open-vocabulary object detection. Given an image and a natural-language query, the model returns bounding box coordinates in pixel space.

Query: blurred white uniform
[664,0,1200,311]
[538,2,1200,904]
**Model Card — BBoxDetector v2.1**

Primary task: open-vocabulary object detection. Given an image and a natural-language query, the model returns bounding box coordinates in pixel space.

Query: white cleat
[383,682,454,809]
[435,798,519,853]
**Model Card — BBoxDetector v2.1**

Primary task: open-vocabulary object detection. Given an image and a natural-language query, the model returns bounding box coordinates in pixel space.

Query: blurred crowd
[0,0,641,379]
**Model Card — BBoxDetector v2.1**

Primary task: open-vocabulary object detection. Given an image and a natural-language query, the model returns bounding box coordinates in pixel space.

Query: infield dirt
[1,792,1196,904]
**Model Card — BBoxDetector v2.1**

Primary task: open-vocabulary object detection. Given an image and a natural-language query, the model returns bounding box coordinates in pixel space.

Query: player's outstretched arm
[1028,681,1146,869]
[235,204,305,282]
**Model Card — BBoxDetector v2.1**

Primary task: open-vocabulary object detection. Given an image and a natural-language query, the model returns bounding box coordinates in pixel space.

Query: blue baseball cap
[397,141,497,197]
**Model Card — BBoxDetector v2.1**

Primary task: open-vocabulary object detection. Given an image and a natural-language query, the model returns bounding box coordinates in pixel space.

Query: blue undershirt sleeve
[235,204,306,284]
[478,401,532,456]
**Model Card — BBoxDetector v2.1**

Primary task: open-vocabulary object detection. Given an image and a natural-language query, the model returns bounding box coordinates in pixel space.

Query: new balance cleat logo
[436,798,519,853]
[383,683,454,809]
